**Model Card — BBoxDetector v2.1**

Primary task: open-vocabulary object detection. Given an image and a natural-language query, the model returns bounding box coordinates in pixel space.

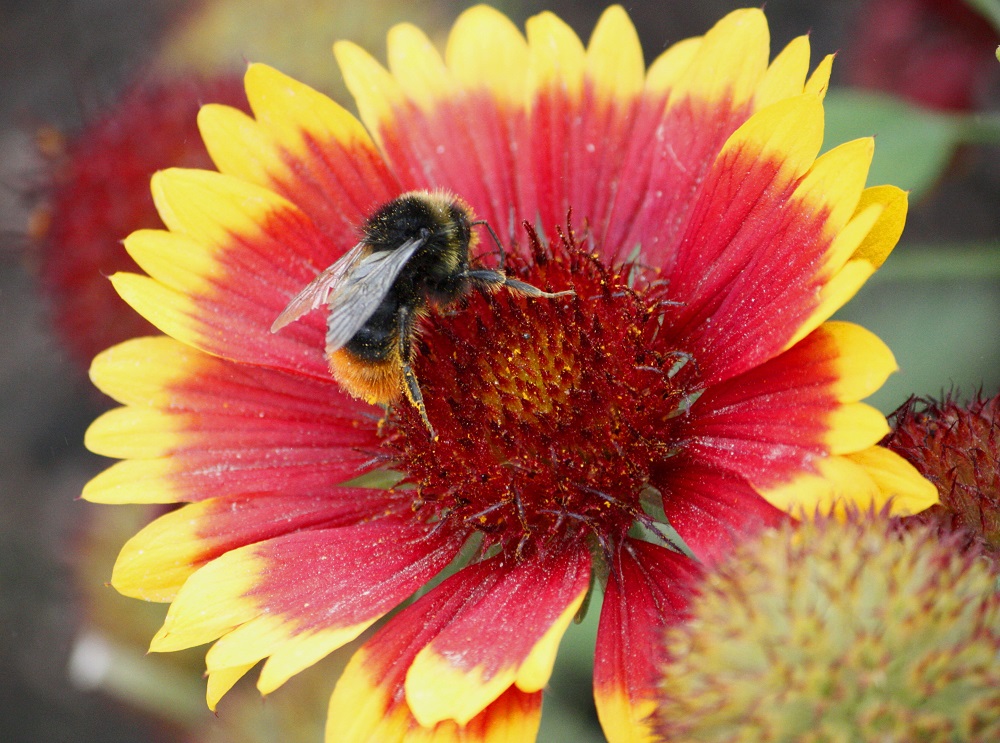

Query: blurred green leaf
[823,90,962,197]
[867,242,1000,283]
[966,0,1000,34]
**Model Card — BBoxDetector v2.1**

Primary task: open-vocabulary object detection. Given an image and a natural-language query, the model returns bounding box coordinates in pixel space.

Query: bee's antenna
[471,219,506,271]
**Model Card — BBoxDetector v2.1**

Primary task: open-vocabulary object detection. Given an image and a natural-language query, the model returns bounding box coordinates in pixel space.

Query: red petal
[163,356,378,498]
[594,538,701,743]
[526,85,642,251]
[658,110,830,383]
[607,95,755,265]
[248,515,461,634]
[88,340,379,505]
[682,324,842,489]
[655,460,788,565]
[377,95,529,246]
[112,488,396,600]
[330,544,590,728]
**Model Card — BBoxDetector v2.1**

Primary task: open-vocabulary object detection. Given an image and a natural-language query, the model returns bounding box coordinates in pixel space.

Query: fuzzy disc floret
[653,515,1000,742]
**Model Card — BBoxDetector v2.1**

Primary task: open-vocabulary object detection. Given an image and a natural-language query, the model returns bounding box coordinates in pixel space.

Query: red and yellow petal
[404,547,590,726]
[328,665,541,743]
[666,319,934,525]
[110,489,391,602]
[665,8,770,108]
[525,11,586,100]
[84,336,377,505]
[655,94,829,380]
[332,6,845,272]
[445,5,530,106]
[758,447,937,518]
[336,6,530,237]
[673,340,935,519]
[148,514,462,706]
[655,101,902,382]
[612,22,831,267]
[685,322,896,484]
[787,185,909,347]
[328,545,589,733]
[113,168,342,377]
[526,6,646,248]
[582,6,644,102]
[198,64,400,244]
[594,539,702,743]
[337,6,651,246]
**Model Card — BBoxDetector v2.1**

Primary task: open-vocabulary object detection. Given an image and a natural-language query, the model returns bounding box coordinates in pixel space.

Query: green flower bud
[654,516,1000,742]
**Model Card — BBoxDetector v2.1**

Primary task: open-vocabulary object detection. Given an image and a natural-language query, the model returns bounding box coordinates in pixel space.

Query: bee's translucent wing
[270,242,369,333]
[324,235,427,352]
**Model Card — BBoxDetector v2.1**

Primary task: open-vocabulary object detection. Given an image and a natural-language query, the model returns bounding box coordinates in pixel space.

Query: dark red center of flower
[387,228,703,558]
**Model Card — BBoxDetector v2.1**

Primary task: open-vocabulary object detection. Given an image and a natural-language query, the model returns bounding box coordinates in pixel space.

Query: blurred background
[1,0,997,740]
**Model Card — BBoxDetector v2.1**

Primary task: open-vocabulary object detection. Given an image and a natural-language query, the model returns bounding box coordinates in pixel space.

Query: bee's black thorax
[346,192,476,363]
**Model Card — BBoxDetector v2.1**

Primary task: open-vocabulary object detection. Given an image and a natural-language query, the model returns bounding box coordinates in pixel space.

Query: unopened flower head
[32,75,247,368]
[885,392,1000,559]
[83,5,937,741]
[653,515,1000,742]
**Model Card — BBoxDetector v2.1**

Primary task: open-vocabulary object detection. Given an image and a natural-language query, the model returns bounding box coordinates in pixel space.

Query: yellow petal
[785,259,877,349]
[824,320,898,402]
[584,5,644,102]
[198,103,285,187]
[111,502,208,601]
[446,5,528,105]
[757,454,880,518]
[793,137,875,240]
[526,10,586,99]
[257,623,375,694]
[805,53,835,98]
[207,663,256,711]
[89,336,200,407]
[645,36,702,94]
[405,584,586,726]
[826,402,890,455]
[123,229,220,295]
[244,63,373,158]
[110,272,202,349]
[668,8,770,110]
[845,447,939,515]
[334,40,406,143]
[85,407,184,459]
[82,458,179,505]
[755,35,811,109]
[595,687,657,743]
[851,185,909,270]
[822,202,885,278]
[387,22,452,109]
[151,168,289,244]
[721,94,825,186]
[149,546,262,653]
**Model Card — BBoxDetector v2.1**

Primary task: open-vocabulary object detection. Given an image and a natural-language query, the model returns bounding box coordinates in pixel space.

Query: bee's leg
[376,404,392,437]
[461,269,575,299]
[470,220,507,269]
[396,305,436,439]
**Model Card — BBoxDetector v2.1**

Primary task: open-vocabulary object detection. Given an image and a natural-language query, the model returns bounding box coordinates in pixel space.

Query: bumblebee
[271,190,573,436]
